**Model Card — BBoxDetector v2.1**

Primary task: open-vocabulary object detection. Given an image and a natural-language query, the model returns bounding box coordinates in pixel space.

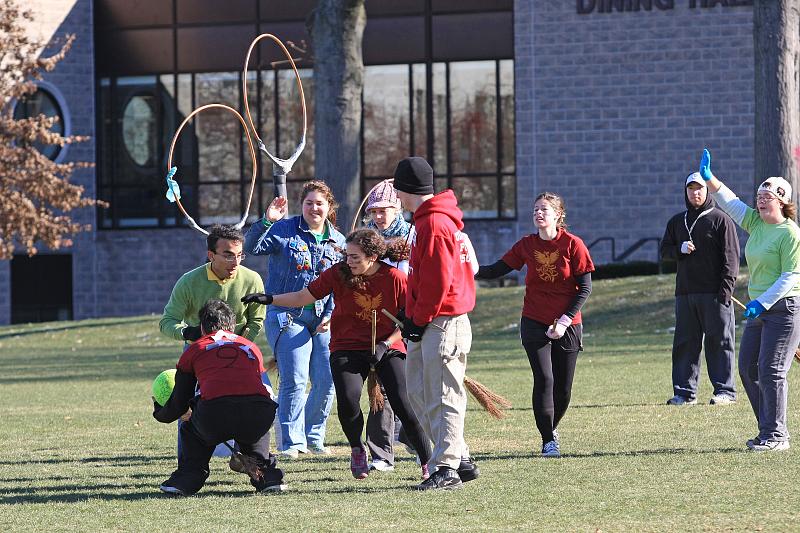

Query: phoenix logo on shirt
[534,250,560,283]
[354,292,383,322]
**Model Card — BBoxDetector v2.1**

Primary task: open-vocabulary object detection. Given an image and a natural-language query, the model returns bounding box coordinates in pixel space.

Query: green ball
[152,369,177,406]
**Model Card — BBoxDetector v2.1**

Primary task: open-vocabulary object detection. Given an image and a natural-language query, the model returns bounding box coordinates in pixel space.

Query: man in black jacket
[661,172,739,406]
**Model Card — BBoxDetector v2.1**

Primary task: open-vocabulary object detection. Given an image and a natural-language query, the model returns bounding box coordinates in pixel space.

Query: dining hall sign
[577,0,752,14]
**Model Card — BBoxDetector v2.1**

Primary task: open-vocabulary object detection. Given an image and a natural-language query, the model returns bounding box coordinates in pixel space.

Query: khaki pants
[405,314,472,470]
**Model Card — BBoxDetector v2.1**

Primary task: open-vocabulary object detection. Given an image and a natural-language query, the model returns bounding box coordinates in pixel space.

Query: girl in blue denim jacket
[244,181,346,457]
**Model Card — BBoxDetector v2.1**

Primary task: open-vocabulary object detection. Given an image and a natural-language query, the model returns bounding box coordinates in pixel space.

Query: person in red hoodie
[392,156,480,491]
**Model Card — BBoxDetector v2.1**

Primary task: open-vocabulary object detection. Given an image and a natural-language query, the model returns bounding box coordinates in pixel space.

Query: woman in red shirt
[476,192,594,458]
[242,229,431,482]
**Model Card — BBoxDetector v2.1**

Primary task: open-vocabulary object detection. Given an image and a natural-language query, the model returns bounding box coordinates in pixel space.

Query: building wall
[511,0,754,265]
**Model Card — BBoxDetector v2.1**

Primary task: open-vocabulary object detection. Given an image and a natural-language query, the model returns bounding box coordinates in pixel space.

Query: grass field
[2,273,800,532]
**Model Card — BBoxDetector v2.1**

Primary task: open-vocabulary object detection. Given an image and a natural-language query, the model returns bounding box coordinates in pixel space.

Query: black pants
[168,395,283,494]
[330,349,432,465]
[520,316,581,444]
[672,294,737,400]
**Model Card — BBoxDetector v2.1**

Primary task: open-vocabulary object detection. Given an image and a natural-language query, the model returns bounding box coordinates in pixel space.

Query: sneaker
[255,480,289,493]
[542,440,561,458]
[369,459,395,472]
[746,436,760,449]
[456,458,480,483]
[309,445,332,455]
[421,463,430,480]
[666,395,697,406]
[552,428,560,443]
[416,467,463,491]
[749,439,790,452]
[229,454,246,474]
[709,394,736,405]
[350,447,369,479]
[158,483,187,496]
[278,449,300,459]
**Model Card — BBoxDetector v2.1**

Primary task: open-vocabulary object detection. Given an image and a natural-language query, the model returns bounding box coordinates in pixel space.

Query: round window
[13,88,65,160]
[122,94,157,167]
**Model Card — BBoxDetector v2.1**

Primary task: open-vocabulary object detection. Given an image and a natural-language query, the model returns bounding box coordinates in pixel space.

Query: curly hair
[337,229,408,289]
[783,201,797,221]
[206,224,244,253]
[199,298,236,334]
[301,180,339,227]
[534,192,567,229]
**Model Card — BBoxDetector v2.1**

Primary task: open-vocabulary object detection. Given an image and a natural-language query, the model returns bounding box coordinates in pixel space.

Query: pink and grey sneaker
[350,447,369,480]
[421,463,430,481]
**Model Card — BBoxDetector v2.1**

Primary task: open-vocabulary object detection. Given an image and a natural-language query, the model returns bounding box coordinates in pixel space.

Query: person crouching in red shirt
[241,229,432,484]
[152,299,286,495]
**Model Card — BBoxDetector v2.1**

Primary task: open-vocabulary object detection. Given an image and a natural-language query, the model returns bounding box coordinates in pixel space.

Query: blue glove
[699,149,713,181]
[743,300,766,319]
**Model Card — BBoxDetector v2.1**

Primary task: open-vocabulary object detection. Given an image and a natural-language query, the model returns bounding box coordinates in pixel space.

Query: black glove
[396,308,407,323]
[182,325,202,342]
[369,341,391,368]
[401,318,428,343]
[241,293,273,305]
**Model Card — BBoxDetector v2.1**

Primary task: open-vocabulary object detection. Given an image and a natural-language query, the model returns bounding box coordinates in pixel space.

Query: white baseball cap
[758,177,792,204]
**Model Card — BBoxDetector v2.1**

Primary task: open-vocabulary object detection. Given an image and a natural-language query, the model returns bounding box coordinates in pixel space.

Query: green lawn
[1,274,799,532]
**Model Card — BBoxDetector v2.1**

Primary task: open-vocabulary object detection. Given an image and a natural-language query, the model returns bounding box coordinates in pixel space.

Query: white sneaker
[159,484,187,496]
[749,439,790,452]
[278,449,300,459]
[309,445,332,455]
[542,440,560,458]
[666,395,697,406]
[369,459,395,472]
[709,394,736,405]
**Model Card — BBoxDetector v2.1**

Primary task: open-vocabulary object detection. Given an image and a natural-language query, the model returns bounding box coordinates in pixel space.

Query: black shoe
[253,479,289,493]
[159,482,188,496]
[416,467,463,491]
[457,458,480,483]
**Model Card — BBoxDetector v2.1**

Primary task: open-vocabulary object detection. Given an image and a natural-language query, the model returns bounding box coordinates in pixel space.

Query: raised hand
[266,196,288,222]
[699,149,713,181]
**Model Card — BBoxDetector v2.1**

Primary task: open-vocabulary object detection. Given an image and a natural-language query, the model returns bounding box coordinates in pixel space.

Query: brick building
[1,0,758,324]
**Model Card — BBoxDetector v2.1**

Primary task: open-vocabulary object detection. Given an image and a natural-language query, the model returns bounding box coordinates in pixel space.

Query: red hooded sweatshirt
[407,190,476,325]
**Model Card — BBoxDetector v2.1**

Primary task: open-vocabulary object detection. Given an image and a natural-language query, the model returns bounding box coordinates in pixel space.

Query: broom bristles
[464,376,512,419]
[233,452,263,482]
[367,369,384,413]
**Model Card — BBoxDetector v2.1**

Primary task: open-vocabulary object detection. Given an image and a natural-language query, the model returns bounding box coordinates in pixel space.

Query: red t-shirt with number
[502,229,595,325]
[307,262,406,353]
[177,331,268,401]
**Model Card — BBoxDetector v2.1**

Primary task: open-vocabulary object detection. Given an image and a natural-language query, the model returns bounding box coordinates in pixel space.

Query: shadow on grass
[469,446,744,462]
[0,318,154,340]
[0,453,175,467]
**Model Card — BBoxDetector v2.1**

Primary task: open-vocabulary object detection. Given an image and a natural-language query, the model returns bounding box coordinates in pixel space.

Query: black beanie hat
[393,157,434,195]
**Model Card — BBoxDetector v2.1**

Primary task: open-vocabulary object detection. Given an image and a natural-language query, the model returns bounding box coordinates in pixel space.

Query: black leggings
[520,317,582,443]
[330,349,431,465]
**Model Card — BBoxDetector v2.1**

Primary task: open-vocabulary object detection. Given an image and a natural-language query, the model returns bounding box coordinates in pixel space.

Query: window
[13,86,67,161]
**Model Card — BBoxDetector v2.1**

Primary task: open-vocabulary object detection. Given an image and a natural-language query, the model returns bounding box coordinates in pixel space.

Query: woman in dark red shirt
[242,229,431,482]
[476,192,594,458]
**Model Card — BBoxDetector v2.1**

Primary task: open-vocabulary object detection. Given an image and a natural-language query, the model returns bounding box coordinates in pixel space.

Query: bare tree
[0,0,102,259]
[308,0,366,230]
[753,0,800,204]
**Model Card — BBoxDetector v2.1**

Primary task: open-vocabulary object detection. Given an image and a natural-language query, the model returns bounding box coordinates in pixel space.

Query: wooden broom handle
[730,296,746,310]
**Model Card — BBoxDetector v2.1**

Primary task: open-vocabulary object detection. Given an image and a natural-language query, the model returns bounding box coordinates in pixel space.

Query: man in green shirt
[160,224,265,343]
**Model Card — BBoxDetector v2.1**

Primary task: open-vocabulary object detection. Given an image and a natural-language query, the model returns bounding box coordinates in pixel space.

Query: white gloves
[680,241,695,254]
[547,314,572,340]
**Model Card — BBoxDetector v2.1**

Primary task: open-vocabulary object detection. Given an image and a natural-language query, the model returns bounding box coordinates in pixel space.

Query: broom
[731,296,800,363]
[223,441,264,482]
[380,308,512,419]
[367,309,385,413]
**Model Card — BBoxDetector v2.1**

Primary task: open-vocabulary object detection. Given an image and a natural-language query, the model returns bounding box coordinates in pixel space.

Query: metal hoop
[242,33,307,195]
[166,103,258,235]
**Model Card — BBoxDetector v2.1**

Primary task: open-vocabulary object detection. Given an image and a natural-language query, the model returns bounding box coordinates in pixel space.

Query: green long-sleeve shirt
[159,263,265,342]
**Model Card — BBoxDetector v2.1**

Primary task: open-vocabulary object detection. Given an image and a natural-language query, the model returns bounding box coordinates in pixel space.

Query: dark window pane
[432,0,513,12]
[363,65,410,177]
[278,68,314,179]
[98,79,112,188]
[195,73,241,184]
[177,26,256,72]
[411,63,427,160]
[258,70,277,154]
[432,12,513,61]
[96,0,171,29]
[199,183,242,225]
[432,62,447,174]
[434,177,448,194]
[452,176,498,219]
[450,61,497,174]
[500,59,515,173]
[116,186,162,227]
[362,17,425,64]
[177,0,255,24]
[96,28,173,76]
[13,88,64,160]
[501,175,516,218]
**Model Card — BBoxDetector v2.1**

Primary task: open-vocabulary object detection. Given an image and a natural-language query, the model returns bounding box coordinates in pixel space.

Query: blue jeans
[266,307,334,452]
